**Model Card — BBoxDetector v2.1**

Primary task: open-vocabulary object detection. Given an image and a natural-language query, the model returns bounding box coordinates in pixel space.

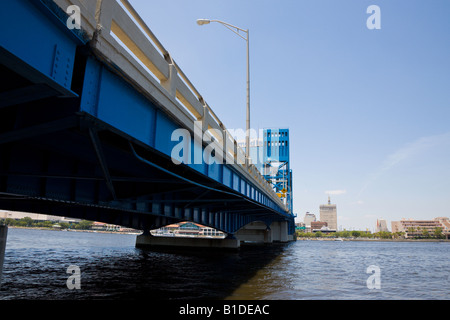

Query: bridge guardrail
[53,0,290,214]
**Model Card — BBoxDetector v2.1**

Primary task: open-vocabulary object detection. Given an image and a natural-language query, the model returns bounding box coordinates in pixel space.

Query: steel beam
[88,128,117,200]
[0,46,78,98]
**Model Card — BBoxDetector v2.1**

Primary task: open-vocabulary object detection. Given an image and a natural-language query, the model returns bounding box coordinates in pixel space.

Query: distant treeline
[1,217,94,230]
[296,228,446,239]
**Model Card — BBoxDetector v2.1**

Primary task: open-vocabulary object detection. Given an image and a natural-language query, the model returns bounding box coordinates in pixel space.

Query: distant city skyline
[128,1,450,230]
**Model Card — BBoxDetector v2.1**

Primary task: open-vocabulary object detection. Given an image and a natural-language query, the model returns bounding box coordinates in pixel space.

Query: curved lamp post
[197,19,251,160]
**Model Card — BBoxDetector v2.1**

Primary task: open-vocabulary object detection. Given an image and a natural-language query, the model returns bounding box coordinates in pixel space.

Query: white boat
[335,238,343,241]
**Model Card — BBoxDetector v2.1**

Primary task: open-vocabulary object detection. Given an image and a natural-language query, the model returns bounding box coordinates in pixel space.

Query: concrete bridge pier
[234,221,272,244]
[135,232,241,250]
[270,221,290,243]
[0,225,7,288]
[234,221,292,244]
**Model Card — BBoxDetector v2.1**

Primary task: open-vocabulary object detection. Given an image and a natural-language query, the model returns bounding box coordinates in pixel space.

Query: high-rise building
[303,212,316,227]
[319,196,337,231]
[376,219,389,232]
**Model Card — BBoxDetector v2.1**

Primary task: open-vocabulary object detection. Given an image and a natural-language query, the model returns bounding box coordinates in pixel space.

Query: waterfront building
[391,218,449,238]
[376,219,389,232]
[151,222,225,238]
[319,196,337,231]
[201,226,225,237]
[311,221,328,232]
[91,222,129,232]
[435,217,450,231]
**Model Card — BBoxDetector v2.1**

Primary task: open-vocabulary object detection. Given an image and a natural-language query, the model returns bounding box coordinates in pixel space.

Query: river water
[0,228,448,300]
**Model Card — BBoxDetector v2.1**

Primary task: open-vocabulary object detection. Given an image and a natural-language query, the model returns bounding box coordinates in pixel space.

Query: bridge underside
[0,50,289,235]
[0,0,295,242]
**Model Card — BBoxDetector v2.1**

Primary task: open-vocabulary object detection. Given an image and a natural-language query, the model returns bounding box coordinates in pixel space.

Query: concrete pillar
[264,228,273,244]
[270,221,289,243]
[235,221,271,244]
[0,225,7,288]
[271,221,281,242]
[280,221,288,242]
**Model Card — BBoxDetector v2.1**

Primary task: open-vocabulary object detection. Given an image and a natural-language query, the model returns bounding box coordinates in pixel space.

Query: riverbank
[296,237,450,242]
[5,226,142,235]
[6,227,449,241]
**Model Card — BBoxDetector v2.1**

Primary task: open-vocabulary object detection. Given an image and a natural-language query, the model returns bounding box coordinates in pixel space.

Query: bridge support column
[269,221,289,243]
[135,234,240,250]
[264,228,273,244]
[0,225,7,288]
[235,221,292,244]
[235,221,273,244]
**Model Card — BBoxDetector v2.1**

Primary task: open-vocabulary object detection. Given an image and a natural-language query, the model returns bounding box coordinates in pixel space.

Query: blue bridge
[0,0,295,249]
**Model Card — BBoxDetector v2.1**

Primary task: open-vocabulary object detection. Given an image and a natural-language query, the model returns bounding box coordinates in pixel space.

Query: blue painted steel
[0,0,83,92]
[80,57,103,116]
[262,129,293,214]
[265,129,290,163]
[80,57,290,219]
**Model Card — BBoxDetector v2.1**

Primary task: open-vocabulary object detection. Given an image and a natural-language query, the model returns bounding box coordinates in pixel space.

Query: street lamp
[196,19,211,26]
[197,19,251,160]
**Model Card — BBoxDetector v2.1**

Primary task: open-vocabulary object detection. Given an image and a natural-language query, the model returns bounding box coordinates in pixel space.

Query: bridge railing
[53,0,289,213]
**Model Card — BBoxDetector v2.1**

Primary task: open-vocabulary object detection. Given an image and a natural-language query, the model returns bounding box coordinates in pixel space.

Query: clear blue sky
[129,0,450,231]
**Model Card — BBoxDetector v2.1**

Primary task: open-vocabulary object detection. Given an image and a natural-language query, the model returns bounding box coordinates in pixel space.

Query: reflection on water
[228,240,450,300]
[0,229,449,300]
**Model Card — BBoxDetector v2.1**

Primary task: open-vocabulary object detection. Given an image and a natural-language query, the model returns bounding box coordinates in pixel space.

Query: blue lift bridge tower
[263,129,293,214]
[246,129,293,215]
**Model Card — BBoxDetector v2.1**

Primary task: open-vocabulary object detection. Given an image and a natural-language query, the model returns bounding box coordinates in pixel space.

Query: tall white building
[319,196,337,231]
[303,212,316,227]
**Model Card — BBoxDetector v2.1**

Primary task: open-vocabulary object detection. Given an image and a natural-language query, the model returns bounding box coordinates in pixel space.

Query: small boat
[335,238,343,241]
